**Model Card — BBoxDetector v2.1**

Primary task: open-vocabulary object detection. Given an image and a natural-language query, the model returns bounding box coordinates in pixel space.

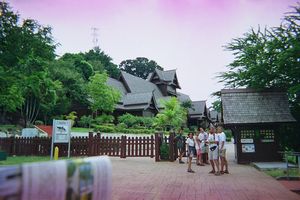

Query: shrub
[189,126,198,132]
[93,125,115,133]
[34,120,44,125]
[65,111,78,127]
[140,117,154,128]
[94,114,114,124]
[183,128,190,133]
[115,123,127,133]
[224,129,233,142]
[78,115,93,128]
[117,123,127,129]
[118,113,137,127]
[160,143,169,160]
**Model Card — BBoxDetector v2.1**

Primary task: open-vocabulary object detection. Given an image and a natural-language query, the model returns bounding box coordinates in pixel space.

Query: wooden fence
[0,133,156,158]
[0,132,182,161]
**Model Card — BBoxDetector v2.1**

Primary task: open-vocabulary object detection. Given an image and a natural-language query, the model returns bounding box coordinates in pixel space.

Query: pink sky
[9,0,298,106]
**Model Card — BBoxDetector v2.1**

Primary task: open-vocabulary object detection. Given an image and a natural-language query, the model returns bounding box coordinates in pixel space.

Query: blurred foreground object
[0,156,112,200]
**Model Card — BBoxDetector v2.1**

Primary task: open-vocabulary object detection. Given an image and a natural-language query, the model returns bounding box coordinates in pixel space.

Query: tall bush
[118,113,138,128]
[94,114,114,125]
[78,115,93,128]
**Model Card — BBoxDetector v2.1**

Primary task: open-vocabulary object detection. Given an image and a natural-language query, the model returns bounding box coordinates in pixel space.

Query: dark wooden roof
[221,88,296,125]
[188,101,207,119]
[147,69,181,89]
[107,71,190,112]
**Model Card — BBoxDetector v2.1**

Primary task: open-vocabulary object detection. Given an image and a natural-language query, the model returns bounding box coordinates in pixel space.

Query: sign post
[50,120,71,160]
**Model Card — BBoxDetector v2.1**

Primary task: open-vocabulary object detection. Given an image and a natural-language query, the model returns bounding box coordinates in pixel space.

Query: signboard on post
[51,120,71,159]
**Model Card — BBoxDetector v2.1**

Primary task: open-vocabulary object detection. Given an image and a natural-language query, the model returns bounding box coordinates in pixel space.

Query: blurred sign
[0,156,112,200]
[53,120,71,143]
[242,144,255,153]
[240,139,253,143]
[51,120,71,159]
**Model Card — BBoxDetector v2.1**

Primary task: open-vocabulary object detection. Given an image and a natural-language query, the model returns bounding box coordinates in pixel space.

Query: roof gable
[221,88,296,124]
[148,69,181,89]
[119,71,163,96]
[177,92,191,103]
[188,101,207,116]
[107,78,127,96]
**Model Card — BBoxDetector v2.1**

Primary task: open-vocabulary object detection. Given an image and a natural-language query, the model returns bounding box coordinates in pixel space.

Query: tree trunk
[22,96,40,127]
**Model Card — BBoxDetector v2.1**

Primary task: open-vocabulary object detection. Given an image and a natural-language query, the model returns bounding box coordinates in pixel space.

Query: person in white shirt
[195,131,204,166]
[186,132,195,173]
[207,127,220,176]
[199,128,209,164]
[217,126,229,174]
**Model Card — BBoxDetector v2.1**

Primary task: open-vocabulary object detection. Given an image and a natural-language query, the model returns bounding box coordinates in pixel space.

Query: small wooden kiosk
[221,89,296,164]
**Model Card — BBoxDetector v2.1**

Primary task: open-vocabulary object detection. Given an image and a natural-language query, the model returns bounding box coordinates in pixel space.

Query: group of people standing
[175,126,229,175]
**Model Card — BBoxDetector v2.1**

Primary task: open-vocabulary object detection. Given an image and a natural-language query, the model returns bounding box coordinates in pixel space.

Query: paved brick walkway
[110,143,300,200]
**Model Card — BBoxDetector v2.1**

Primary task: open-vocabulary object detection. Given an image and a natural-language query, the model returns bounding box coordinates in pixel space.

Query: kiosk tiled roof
[221,89,296,124]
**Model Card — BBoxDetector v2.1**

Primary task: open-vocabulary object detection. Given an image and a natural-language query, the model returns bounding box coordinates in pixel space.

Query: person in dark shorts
[186,132,196,173]
[175,129,185,164]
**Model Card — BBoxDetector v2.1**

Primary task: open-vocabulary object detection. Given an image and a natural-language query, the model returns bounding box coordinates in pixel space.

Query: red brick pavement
[279,180,300,193]
[110,144,300,200]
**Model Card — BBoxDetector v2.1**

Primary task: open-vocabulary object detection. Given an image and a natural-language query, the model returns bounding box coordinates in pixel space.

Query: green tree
[218,4,300,151]
[82,47,120,78]
[87,72,121,116]
[20,57,60,126]
[0,2,59,125]
[74,60,94,81]
[47,59,88,114]
[211,100,221,113]
[119,57,164,79]
[154,97,186,131]
[219,5,300,100]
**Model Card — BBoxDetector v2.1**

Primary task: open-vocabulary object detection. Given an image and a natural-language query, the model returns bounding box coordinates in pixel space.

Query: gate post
[11,136,16,155]
[154,133,160,162]
[96,132,101,155]
[168,132,175,162]
[88,132,94,156]
[150,135,154,158]
[120,135,126,158]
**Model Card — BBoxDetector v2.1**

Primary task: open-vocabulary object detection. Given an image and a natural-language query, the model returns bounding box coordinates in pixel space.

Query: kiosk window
[241,130,255,139]
[260,129,275,142]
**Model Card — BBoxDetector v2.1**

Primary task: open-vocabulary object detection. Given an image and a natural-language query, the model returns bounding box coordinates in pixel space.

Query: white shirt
[198,132,206,148]
[186,137,195,147]
[208,133,219,148]
[219,132,226,150]
[194,135,200,150]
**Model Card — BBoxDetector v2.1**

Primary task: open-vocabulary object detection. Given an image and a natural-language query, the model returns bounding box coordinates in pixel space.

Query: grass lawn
[0,156,74,165]
[71,127,93,133]
[0,124,19,131]
[264,168,300,178]
[0,156,52,165]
